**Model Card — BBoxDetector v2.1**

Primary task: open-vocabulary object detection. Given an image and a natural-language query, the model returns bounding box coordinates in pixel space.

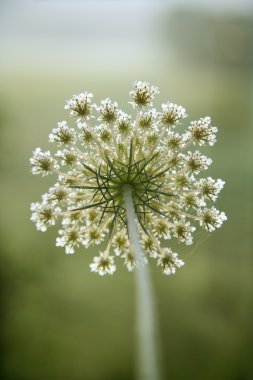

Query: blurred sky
[1,0,253,73]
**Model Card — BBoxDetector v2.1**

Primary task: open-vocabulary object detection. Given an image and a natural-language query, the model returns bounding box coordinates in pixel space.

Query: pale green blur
[0,2,252,380]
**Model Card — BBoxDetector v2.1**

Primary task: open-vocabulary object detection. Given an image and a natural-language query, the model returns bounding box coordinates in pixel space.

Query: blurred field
[0,2,253,380]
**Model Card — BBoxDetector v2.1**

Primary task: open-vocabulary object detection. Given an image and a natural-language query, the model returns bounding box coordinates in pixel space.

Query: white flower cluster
[29,148,58,176]
[64,92,94,119]
[157,248,184,275]
[30,81,227,276]
[161,102,187,126]
[129,81,159,108]
[187,117,217,146]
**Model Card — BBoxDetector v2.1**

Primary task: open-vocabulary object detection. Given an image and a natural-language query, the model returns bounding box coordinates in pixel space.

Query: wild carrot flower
[30,81,226,276]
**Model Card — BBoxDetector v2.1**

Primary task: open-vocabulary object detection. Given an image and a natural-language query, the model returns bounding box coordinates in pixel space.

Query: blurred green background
[0,1,252,379]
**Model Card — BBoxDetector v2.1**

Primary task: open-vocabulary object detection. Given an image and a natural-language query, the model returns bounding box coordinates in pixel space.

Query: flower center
[91,151,170,228]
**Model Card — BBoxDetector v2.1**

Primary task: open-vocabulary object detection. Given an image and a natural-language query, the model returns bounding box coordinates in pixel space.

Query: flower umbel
[30,81,227,276]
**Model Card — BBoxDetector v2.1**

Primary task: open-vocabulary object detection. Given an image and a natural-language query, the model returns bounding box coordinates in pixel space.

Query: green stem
[123,185,162,380]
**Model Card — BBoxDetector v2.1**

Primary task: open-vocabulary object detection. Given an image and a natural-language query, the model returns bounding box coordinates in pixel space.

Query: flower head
[187,117,217,146]
[30,82,226,275]
[64,92,94,119]
[157,248,184,275]
[30,148,58,176]
[49,121,77,146]
[90,252,116,276]
[160,102,187,126]
[130,81,159,108]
